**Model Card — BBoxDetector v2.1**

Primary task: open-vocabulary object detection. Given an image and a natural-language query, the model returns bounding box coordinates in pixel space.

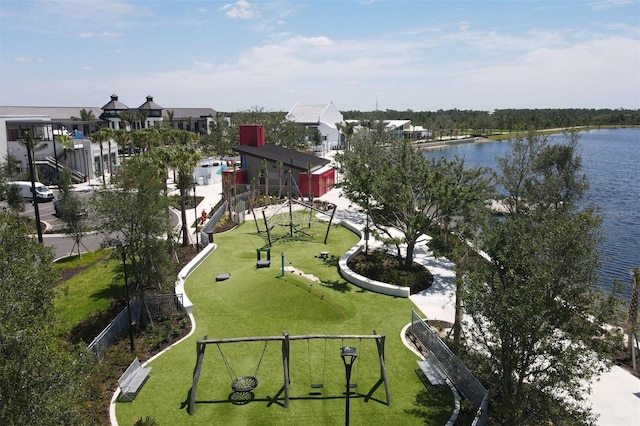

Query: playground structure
[188,331,390,415]
[251,166,337,246]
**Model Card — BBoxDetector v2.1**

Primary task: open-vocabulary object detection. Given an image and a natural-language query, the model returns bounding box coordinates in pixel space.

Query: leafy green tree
[461,130,621,424]
[0,213,88,424]
[93,154,174,291]
[203,112,234,157]
[337,131,489,271]
[56,168,89,257]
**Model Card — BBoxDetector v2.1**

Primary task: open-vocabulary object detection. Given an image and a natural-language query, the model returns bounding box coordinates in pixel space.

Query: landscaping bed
[347,249,433,294]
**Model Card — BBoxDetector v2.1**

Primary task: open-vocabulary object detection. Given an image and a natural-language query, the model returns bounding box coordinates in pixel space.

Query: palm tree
[113,129,131,163]
[162,142,200,247]
[91,128,113,188]
[55,133,74,167]
[336,120,355,151]
[165,109,175,128]
[137,110,149,130]
[71,108,97,136]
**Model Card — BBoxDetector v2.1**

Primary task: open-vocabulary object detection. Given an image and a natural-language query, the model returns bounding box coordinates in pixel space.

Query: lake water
[425,128,640,300]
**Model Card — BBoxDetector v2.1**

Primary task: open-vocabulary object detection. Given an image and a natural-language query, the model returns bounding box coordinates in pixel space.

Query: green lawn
[53,249,124,337]
[114,219,453,425]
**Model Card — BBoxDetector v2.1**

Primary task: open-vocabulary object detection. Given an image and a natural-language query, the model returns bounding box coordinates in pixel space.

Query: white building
[0,95,216,185]
[286,102,344,151]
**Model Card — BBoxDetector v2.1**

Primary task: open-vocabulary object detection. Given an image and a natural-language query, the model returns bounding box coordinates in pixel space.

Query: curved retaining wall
[174,243,217,315]
[338,220,411,298]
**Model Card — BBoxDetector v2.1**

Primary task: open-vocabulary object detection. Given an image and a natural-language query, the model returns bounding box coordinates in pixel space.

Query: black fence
[410,309,488,425]
[87,294,183,360]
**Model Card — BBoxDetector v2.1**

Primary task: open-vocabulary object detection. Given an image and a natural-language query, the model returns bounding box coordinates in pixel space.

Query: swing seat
[310,383,324,389]
[231,375,259,392]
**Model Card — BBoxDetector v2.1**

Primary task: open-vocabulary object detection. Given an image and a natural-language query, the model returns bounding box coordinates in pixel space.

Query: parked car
[54,199,87,217]
[7,181,54,201]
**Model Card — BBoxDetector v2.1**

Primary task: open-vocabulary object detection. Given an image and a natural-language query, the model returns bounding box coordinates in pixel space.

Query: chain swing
[307,338,328,389]
[217,340,269,392]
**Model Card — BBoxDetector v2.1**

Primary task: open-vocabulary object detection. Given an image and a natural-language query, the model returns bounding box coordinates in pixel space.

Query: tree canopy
[0,213,87,424]
[460,130,622,424]
[336,128,490,270]
[92,153,175,291]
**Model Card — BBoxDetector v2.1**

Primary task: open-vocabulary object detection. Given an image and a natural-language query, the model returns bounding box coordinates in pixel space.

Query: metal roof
[101,94,129,111]
[138,95,163,110]
[233,143,330,172]
[286,103,331,124]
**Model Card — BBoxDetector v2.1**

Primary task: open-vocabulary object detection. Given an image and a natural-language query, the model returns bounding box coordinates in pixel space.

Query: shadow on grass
[89,281,124,301]
[404,378,453,424]
[184,389,384,414]
[320,279,352,293]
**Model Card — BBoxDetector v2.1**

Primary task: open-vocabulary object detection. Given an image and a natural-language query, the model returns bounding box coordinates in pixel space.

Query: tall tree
[158,140,200,247]
[55,167,89,258]
[461,130,621,424]
[55,133,75,167]
[71,108,96,136]
[90,127,113,188]
[92,154,174,291]
[337,131,489,270]
[0,213,87,424]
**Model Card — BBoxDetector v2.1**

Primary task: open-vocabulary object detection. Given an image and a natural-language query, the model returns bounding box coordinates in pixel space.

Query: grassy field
[53,249,123,337]
[115,219,453,425]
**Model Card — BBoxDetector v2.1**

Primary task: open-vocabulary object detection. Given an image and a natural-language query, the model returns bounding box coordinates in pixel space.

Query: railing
[87,294,183,360]
[411,309,488,425]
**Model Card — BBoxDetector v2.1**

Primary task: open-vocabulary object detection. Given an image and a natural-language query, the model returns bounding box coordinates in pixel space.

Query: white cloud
[589,0,632,11]
[79,31,120,39]
[460,36,640,108]
[80,66,93,71]
[15,57,30,63]
[220,1,257,20]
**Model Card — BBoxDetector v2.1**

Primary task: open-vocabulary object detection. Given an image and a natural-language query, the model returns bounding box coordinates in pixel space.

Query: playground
[114,216,454,425]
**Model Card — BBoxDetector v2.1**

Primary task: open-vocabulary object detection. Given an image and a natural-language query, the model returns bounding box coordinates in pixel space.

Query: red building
[233,125,335,197]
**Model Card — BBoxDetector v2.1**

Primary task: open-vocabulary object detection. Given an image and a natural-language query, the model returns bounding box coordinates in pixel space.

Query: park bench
[118,357,152,402]
[417,353,447,386]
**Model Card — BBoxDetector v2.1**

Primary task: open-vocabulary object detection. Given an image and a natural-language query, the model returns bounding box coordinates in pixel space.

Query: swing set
[188,331,390,415]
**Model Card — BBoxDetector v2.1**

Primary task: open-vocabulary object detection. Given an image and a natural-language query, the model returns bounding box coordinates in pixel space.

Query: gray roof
[0,106,100,120]
[234,143,330,172]
[286,104,331,124]
[0,105,216,121]
[164,108,216,119]
[101,94,129,111]
[138,95,163,110]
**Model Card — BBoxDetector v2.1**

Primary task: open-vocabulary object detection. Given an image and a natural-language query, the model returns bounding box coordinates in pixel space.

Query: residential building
[0,95,215,184]
[286,102,344,151]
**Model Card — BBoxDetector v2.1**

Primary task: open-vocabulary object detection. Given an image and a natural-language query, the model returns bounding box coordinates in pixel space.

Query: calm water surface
[425,128,640,300]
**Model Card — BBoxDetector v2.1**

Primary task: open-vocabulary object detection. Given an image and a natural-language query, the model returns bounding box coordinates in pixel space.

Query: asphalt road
[7,187,181,259]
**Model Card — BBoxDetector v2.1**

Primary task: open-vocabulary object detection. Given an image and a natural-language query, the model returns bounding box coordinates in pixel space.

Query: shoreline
[412,136,493,150]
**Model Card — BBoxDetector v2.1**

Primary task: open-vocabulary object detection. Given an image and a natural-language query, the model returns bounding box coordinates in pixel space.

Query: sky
[0,0,639,112]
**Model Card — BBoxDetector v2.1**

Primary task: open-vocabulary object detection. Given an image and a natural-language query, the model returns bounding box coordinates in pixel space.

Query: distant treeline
[341,108,640,134]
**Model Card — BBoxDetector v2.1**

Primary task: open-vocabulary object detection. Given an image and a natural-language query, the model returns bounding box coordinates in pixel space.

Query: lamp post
[119,244,135,352]
[340,346,358,426]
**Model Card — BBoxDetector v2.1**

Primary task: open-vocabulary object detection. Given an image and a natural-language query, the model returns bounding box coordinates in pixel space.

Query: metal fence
[87,294,183,360]
[410,309,488,425]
